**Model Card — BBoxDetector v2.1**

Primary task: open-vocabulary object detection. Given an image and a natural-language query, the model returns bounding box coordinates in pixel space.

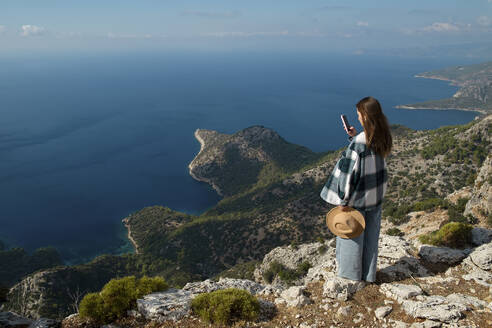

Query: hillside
[397,61,492,114]
[2,116,491,320]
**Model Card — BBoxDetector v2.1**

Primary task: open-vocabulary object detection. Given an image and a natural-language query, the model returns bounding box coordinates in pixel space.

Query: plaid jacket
[320,131,387,210]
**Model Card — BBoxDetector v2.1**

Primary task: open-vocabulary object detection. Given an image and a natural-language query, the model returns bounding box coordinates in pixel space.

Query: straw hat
[325,206,365,239]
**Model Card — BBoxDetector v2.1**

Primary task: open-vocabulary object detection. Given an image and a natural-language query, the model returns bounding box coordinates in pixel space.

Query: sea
[0,51,484,264]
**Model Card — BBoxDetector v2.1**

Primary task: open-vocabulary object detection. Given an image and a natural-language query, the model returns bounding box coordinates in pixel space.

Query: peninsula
[396,61,492,114]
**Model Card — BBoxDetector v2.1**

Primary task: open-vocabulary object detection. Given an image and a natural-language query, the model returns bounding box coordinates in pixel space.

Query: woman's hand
[339,205,351,212]
[346,126,357,137]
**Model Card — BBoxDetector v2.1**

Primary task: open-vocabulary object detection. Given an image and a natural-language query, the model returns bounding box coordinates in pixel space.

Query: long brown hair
[356,97,392,158]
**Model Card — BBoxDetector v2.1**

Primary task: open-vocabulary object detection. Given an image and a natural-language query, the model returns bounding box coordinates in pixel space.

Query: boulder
[401,295,468,323]
[323,277,366,301]
[136,288,194,322]
[378,235,430,280]
[254,240,336,285]
[418,245,469,265]
[469,242,492,271]
[274,286,311,307]
[374,306,392,319]
[471,227,492,246]
[379,283,423,303]
[445,293,489,309]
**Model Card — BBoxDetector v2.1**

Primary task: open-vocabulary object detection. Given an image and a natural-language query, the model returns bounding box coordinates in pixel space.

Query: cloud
[356,21,369,27]
[477,16,491,27]
[421,22,460,32]
[107,32,155,39]
[202,30,289,38]
[180,10,241,18]
[20,25,45,37]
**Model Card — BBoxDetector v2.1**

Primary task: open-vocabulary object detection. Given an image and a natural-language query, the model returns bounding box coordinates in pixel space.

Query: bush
[79,275,168,323]
[191,288,260,325]
[412,198,448,212]
[418,222,472,248]
[318,244,328,255]
[262,260,311,285]
[386,227,404,237]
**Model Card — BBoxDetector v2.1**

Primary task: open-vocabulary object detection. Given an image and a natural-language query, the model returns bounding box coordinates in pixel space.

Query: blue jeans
[335,204,382,282]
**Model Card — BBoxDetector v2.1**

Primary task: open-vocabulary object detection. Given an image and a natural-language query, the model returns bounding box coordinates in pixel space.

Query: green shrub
[412,198,448,212]
[487,212,492,227]
[262,260,311,285]
[418,222,472,248]
[386,228,404,237]
[79,293,106,322]
[79,275,168,323]
[191,288,260,325]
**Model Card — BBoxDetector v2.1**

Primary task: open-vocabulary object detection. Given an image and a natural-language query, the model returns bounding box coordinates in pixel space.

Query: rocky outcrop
[124,233,492,326]
[136,277,270,322]
[464,155,491,223]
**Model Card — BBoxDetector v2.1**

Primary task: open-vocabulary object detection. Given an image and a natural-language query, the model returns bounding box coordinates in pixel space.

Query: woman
[320,96,392,283]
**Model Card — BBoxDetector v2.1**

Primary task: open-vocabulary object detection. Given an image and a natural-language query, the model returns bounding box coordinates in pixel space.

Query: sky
[0,0,491,55]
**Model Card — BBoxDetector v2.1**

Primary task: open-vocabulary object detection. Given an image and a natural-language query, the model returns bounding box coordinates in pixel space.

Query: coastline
[188,129,224,196]
[395,105,486,115]
[397,73,487,116]
[122,217,139,255]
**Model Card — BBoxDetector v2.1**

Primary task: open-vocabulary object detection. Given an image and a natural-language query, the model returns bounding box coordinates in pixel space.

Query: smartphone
[341,115,351,132]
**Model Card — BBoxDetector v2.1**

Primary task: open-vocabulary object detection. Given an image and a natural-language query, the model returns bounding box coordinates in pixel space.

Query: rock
[379,283,423,303]
[469,242,492,271]
[418,245,469,265]
[377,235,430,280]
[353,312,364,324]
[471,227,492,246]
[417,276,458,285]
[0,312,32,328]
[182,277,265,295]
[409,321,442,328]
[460,269,492,288]
[254,240,336,285]
[29,318,60,328]
[258,285,283,297]
[390,320,409,328]
[464,155,491,222]
[137,288,194,322]
[374,306,393,319]
[274,286,311,307]
[336,305,352,317]
[322,277,366,301]
[446,293,489,309]
[401,295,467,323]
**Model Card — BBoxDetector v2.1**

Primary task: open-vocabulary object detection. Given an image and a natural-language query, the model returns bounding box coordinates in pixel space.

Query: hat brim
[326,206,365,239]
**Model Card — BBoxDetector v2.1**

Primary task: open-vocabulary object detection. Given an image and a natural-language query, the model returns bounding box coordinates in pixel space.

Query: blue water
[0,52,482,263]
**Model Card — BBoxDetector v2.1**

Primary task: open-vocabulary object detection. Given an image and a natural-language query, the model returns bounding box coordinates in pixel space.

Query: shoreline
[397,73,488,116]
[394,105,487,115]
[122,217,139,255]
[188,129,224,197]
